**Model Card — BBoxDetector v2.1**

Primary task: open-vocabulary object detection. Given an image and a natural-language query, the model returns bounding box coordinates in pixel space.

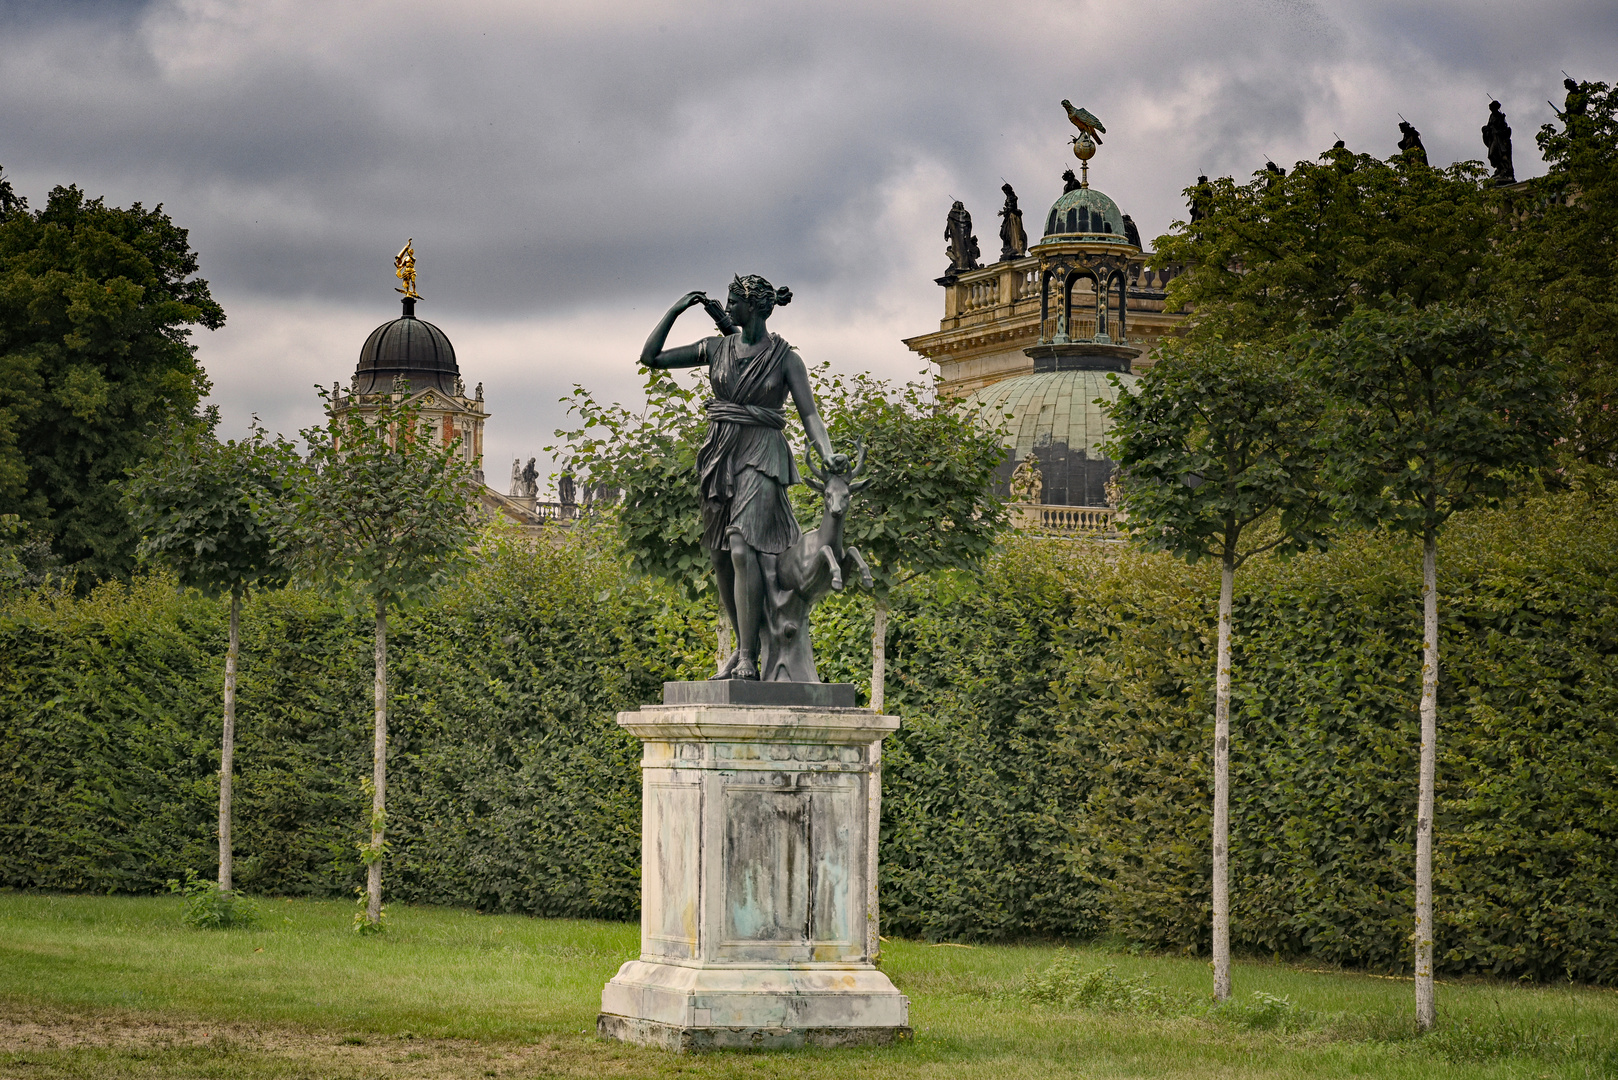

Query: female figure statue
[640,275,847,681]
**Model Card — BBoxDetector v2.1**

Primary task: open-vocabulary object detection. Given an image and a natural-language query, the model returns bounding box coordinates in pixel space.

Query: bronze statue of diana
[640,274,849,682]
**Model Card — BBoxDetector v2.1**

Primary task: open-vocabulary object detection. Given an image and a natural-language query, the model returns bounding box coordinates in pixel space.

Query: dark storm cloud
[1,0,1611,476]
[4,0,1603,312]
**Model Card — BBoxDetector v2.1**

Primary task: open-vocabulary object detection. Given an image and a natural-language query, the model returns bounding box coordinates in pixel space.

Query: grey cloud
[0,0,1611,469]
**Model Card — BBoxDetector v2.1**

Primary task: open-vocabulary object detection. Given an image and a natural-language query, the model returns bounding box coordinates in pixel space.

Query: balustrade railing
[962,278,1000,313]
[1010,503,1117,534]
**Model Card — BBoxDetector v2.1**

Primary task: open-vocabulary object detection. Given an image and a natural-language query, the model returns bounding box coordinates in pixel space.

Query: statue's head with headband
[728,274,793,317]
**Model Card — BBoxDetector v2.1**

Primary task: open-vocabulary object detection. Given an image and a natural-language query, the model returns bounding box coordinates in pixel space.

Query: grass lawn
[1,891,1616,1078]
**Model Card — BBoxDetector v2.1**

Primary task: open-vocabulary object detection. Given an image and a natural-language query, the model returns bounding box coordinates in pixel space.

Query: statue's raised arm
[640,291,735,370]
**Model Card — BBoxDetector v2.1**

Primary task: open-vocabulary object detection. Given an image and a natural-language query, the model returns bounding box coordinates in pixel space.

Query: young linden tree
[124,410,295,896]
[277,387,476,931]
[1104,342,1331,1002]
[1301,303,1563,1030]
[1154,143,1556,1030]
[813,369,1007,713]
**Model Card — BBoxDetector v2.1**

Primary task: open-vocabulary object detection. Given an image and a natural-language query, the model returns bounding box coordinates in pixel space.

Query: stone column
[599,681,911,1051]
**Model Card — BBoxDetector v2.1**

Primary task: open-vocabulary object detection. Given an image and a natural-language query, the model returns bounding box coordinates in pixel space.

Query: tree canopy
[278,390,477,609]
[124,410,295,600]
[0,172,223,583]
[1105,341,1331,570]
[554,365,1007,602]
[1155,151,1500,346]
[1501,80,1618,468]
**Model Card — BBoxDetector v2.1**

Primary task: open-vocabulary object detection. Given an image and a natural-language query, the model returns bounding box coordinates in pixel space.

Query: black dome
[354,297,459,395]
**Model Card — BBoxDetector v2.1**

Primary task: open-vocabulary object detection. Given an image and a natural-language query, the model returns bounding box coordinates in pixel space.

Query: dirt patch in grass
[0,1007,649,1079]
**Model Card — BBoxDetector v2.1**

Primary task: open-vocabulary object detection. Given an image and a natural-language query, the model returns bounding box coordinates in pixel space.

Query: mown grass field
[1,892,1615,1078]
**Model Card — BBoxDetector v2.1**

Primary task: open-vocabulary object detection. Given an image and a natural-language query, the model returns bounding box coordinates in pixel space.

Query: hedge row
[2,494,1615,982]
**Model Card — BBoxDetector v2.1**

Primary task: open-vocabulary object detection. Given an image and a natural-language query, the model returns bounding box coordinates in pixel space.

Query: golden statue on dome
[394,238,421,300]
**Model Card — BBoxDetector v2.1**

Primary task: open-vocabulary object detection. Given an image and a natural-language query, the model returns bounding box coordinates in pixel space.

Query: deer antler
[808,444,829,482]
[851,437,868,479]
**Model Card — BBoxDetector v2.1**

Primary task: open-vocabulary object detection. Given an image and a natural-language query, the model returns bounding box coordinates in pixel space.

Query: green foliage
[124,410,296,599]
[1502,80,1618,468]
[552,369,710,598]
[1105,341,1331,568]
[278,390,477,608]
[1022,956,1184,1014]
[1155,151,1499,346]
[3,495,1618,981]
[1217,990,1310,1032]
[167,866,259,928]
[812,369,1008,596]
[351,885,387,934]
[1304,303,1565,536]
[0,179,222,582]
[0,531,706,914]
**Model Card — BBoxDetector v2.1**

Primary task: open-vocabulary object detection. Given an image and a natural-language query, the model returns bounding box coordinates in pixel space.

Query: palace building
[904,123,1187,525]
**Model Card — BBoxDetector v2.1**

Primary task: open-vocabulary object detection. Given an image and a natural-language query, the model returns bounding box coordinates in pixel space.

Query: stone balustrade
[1010,503,1118,534]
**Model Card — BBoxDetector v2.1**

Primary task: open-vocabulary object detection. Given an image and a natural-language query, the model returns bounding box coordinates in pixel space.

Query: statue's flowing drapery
[696,332,802,557]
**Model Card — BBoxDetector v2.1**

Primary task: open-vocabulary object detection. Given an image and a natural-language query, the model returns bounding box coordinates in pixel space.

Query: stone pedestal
[598,682,911,1051]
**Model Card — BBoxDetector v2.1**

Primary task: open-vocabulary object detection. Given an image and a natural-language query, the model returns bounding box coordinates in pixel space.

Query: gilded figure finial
[394,238,422,300]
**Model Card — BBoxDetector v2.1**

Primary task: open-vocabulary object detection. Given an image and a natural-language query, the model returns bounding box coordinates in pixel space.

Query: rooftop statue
[944,201,981,278]
[998,183,1028,261]
[1398,120,1428,165]
[1562,77,1588,117]
[1188,175,1211,224]
[1122,213,1142,249]
[1482,101,1515,185]
[1061,100,1106,145]
[1062,168,1082,194]
[520,457,539,499]
[394,238,421,300]
[640,275,869,682]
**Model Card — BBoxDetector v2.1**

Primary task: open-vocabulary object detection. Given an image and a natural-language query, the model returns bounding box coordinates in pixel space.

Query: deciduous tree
[1154,151,1499,347]
[812,370,1007,712]
[124,411,295,894]
[1104,341,1331,1000]
[276,389,476,930]
[1301,303,1564,1029]
[0,171,222,582]
[1502,80,1618,469]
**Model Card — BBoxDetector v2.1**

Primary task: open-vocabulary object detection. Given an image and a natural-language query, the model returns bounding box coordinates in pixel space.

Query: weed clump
[167,869,260,929]
[1021,955,1184,1015]
[1215,989,1311,1032]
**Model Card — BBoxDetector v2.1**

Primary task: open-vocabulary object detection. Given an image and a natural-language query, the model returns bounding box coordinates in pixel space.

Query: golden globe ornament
[1071,133,1097,161]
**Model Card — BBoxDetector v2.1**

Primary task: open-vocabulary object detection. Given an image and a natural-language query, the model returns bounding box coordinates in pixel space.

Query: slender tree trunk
[218,589,240,892]
[1212,556,1234,1001]
[866,597,890,962]
[1415,528,1439,1031]
[870,598,888,712]
[367,596,388,927]
[717,615,732,670]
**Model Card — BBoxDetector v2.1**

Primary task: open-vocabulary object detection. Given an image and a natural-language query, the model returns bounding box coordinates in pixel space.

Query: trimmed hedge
[2,495,1616,982]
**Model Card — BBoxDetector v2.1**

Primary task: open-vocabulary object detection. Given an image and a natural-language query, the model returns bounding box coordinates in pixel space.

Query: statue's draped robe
[697,332,802,557]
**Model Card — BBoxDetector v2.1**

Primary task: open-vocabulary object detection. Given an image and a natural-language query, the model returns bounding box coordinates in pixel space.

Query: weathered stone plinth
[599,689,910,1050]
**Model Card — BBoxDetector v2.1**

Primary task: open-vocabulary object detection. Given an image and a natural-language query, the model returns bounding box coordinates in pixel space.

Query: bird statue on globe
[1061,100,1106,144]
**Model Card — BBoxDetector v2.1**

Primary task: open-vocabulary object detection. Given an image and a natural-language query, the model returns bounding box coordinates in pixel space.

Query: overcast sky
[3,0,1613,492]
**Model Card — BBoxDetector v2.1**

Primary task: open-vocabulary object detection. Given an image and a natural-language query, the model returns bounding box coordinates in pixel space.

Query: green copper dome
[958,367,1138,506]
[1042,187,1128,241]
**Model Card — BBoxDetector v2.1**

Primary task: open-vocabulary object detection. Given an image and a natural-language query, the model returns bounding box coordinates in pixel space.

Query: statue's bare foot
[710,649,743,681]
[732,651,760,681]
